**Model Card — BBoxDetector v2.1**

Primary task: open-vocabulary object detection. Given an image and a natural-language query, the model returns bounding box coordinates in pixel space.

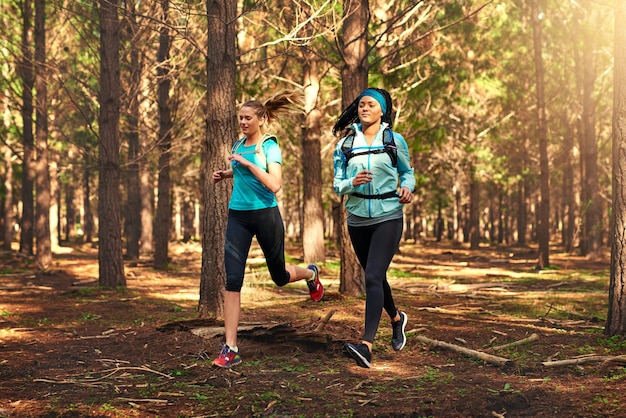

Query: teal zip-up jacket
[333,122,415,218]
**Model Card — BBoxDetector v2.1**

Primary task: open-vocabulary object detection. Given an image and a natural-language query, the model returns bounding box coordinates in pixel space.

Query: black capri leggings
[348,218,403,343]
[224,207,290,292]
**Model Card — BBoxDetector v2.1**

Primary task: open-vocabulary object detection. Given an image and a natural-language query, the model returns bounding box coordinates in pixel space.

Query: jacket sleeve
[393,132,416,192]
[333,138,357,196]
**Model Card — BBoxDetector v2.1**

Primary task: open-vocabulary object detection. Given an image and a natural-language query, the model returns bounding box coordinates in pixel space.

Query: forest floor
[0,239,624,417]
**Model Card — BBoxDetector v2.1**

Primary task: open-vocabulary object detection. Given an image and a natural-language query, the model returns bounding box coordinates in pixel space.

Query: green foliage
[598,335,626,353]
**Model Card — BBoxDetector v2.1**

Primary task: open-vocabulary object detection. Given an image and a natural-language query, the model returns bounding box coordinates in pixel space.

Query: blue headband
[359,89,387,115]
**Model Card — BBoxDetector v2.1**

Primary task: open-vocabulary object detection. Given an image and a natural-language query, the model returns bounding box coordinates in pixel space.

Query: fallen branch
[117,397,169,405]
[416,335,512,367]
[542,355,626,368]
[314,310,336,332]
[491,333,539,351]
[33,378,103,388]
[344,391,368,397]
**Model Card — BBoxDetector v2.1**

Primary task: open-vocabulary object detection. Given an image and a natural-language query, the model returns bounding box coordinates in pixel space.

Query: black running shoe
[391,311,408,351]
[343,342,372,368]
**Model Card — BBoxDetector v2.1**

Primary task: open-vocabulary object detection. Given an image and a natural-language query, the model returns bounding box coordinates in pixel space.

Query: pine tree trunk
[517,177,528,246]
[19,0,34,256]
[49,158,58,249]
[2,147,14,250]
[469,166,480,250]
[562,119,576,253]
[124,1,141,262]
[154,0,173,270]
[581,10,601,259]
[83,168,94,243]
[34,0,51,269]
[532,0,550,269]
[606,1,626,336]
[98,0,125,287]
[338,0,369,296]
[140,169,153,253]
[64,183,75,241]
[301,53,325,264]
[198,0,237,318]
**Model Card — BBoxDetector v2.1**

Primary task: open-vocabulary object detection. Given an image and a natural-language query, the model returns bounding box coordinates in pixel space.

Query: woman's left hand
[398,187,413,204]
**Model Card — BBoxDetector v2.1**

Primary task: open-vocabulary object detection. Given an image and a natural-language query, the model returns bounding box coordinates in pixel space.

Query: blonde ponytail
[241,90,304,134]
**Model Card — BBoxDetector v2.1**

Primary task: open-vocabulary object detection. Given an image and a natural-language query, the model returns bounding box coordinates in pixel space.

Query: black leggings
[224,207,290,292]
[348,218,402,343]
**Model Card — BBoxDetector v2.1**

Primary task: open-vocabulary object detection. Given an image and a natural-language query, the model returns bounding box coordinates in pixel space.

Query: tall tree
[301,50,325,264]
[34,0,51,269]
[19,0,34,255]
[338,0,369,296]
[139,169,153,254]
[468,163,480,249]
[83,169,94,243]
[98,0,126,287]
[578,0,602,259]
[198,0,237,317]
[2,146,14,251]
[531,0,549,269]
[561,117,576,253]
[606,0,626,336]
[124,0,141,263]
[154,0,173,270]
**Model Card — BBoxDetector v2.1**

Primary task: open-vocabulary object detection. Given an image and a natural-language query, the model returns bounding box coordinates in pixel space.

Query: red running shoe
[307,264,324,302]
[213,345,242,368]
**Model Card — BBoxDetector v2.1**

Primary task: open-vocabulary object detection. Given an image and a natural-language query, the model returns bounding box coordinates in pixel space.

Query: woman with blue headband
[333,87,415,368]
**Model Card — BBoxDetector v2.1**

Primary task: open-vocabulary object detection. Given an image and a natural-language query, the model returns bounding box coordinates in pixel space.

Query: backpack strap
[341,127,397,167]
[341,128,399,200]
[351,190,399,200]
[231,134,277,171]
[231,137,243,154]
[256,134,277,171]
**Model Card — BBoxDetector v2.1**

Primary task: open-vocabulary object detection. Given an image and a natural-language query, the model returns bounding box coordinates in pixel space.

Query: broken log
[158,317,335,346]
[416,335,512,367]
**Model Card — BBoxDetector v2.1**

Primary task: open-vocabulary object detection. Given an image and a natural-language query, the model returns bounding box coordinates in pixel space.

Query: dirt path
[0,242,622,417]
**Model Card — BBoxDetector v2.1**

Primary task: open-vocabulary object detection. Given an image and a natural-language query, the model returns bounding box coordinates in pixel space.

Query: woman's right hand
[352,170,373,187]
[213,169,232,183]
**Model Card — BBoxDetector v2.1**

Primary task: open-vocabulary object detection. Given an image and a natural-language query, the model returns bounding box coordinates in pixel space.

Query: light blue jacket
[333,122,415,218]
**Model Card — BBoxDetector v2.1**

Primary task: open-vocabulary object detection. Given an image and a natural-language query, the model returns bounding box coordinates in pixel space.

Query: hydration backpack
[340,127,397,168]
[341,127,399,200]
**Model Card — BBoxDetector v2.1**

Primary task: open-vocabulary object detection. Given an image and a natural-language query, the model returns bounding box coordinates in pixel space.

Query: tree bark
[469,165,480,250]
[531,0,549,269]
[98,0,126,287]
[34,0,51,269]
[2,146,14,250]
[140,169,153,253]
[198,0,237,318]
[154,0,173,270]
[606,0,626,336]
[580,1,601,259]
[83,167,94,243]
[517,175,528,246]
[562,117,576,253]
[64,182,75,241]
[338,0,369,296]
[48,157,58,249]
[19,0,34,256]
[301,51,325,264]
[124,1,141,263]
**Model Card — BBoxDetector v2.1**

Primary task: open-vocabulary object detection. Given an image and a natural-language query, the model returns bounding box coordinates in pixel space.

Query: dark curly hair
[332,88,393,136]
